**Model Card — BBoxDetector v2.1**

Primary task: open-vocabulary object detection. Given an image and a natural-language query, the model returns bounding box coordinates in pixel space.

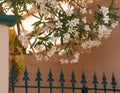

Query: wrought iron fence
[9,67,120,93]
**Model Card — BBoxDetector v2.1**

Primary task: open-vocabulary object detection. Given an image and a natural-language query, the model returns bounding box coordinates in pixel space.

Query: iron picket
[70,71,76,93]
[102,73,107,93]
[81,72,88,93]
[10,67,16,93]
[35,68,42,93]
[111,73,117,93]
[23,67,30,93]
[47,69,54,93]
[59,70,65,93]
[92,72,98,93]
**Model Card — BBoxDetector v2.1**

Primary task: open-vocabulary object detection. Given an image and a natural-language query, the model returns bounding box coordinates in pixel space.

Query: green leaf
[109,0,114,10]
[108,13,120,20]
[111,7,119,10]
[94,12,103,22]
[60,36,64,45]
[28,50,33,54]
[34,41,42,47]
[32,21,42,26]
[97,4,101,9]
[30,38,37,49]
[38,36,50,41]
[32,14,40,19]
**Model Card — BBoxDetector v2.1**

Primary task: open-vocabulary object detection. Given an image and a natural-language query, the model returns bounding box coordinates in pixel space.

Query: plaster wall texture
[10,0,120,93]
[0,25,9,93]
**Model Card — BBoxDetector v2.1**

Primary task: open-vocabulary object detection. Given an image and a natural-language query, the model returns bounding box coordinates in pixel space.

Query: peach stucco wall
[14,1,120,93]
[0,25,9,93]
[0,0,119,93]
[15,21,120,93]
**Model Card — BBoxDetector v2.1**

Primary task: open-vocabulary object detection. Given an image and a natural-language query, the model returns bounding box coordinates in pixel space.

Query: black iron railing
[9,67,120,93]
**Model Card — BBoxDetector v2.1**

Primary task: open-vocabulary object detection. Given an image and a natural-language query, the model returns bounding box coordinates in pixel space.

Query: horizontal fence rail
[9,67,120,93]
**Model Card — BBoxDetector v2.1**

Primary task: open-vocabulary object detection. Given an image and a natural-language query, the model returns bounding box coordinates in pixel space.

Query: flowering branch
[2,0,119,63]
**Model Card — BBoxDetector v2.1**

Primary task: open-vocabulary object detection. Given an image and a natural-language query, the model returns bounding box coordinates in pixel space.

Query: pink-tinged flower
[103,15,110,24]
[65,6,74,16]
[63,33,70,39]
[84,25,91,31]
[80,7,87,14]
[111,21,119,28]
[82,17,87,23]
[35,54,43,61]
[70,59,78,63]
[55,21,63,28]
[99,6,109,16]
[60,59,69,64]
[74,52,80,59]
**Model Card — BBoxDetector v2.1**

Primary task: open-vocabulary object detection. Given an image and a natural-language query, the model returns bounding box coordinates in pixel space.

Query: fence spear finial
[81,72,87,87]
[102,72,107,89]
[111,73,117,90]
[36,68,42,83]
[92,72,98,88]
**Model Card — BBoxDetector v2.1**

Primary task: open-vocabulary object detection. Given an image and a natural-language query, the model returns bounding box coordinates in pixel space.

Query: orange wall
[13,0,120,92]
[22,0,120,86]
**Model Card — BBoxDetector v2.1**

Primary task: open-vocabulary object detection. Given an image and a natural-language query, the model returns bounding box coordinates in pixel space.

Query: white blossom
[80,7,87,14]
[103,15,110,24]
[55,21,63,28]
[70,59,78,63]
[36,0,46,4]
[39,4,48,15]
[88,9,92,14]
[65,5,74,16]
[103,29,112,39]
[35,45,45,52]
[84,25,91,31]
[35,53,43,61]
[48,0,58,10]
[20,31,28,36]
[63,33,70,39]
[47,50,54,58]
[44,56,49,61]
[98,25,107,39]
[46,46,57,58]
[43,27,49,32]
[60,59,69,64]
[50,36,58,42]
[111,21,119,28]
[68,27,73,32]
[74,52,80,59]
[58,49,65,56]
[93,21,97,26]
[99,6,109,16]
[74,31,79,37]
[98,25,107,32]
[63,33,71,43]
[73,18,80,25]
[18,35,28,48]
[98,25,112,39]
[63,39,70,43]
[82,17,87,23]
[66,19,79,27]
[66,20,74,27]
[93,40,102,47]
[81,40,94,49]
[81,40,102,49]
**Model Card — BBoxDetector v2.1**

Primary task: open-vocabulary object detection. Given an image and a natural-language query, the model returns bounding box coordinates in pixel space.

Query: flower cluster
[19,0,119,63]
[18,34,28,48]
